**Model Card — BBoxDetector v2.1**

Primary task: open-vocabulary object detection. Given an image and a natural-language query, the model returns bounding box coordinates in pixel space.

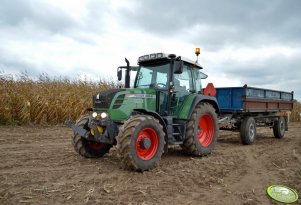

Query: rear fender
[188,96,220,119]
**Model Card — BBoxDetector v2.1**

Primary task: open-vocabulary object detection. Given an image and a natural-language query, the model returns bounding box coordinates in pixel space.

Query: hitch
[64,120,115,144]
[64,120,90,139]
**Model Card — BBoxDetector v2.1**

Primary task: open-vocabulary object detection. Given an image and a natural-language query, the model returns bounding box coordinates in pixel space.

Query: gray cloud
[0,0,111,43]
[0,0,78,34]
[0,48,43,77]
[119,0,301,49]
[0,0,300,101]
[210,53,301,99]
[118,0,301,99]
[225,59,292,83]
[0,0,112,78]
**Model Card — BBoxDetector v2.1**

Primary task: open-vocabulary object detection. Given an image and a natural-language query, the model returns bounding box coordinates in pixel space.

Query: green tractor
[65,51,220,171]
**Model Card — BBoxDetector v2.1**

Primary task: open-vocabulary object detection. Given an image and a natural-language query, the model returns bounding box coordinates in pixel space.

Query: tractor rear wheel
[273,116,285,139]
[72,115,112,158]
[182,103,218,156]
[117,115,165,171]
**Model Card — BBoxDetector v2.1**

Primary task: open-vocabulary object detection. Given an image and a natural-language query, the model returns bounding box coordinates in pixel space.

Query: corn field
[0,73,116,125]
[291,100,301,122]
[0,73,300,125]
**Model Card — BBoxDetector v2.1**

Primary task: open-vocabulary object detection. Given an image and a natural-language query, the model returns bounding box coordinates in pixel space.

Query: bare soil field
[0,122,300,205]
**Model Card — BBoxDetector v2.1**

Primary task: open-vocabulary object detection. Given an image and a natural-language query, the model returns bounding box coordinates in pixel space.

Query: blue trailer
[215,85,294,145]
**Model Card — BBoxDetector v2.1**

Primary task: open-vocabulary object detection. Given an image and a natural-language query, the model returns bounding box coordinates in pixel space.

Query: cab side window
[174,65,193,94]
[194,70,202,93]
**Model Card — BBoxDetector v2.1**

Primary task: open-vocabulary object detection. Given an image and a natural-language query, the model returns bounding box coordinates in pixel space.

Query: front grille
[94,98,110,108]
[93,89,125,109]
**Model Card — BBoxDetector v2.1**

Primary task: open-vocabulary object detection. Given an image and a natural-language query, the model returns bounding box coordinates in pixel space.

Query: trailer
[216,85,294,145]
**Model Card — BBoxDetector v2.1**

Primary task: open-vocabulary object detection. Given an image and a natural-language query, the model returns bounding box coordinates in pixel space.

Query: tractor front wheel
[182,103,218,156]
[72,115,112,158]
[117,115,165,171]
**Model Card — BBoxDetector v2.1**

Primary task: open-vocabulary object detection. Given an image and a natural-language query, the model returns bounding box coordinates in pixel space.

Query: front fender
[133,109,167,134]
[133,109,169,153]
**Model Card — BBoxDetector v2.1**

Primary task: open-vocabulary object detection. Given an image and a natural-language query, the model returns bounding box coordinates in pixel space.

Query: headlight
[100,112,108,119]
[92,112,98,118]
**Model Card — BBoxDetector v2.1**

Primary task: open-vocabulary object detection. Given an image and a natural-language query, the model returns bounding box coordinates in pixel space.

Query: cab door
[171,64,194,116]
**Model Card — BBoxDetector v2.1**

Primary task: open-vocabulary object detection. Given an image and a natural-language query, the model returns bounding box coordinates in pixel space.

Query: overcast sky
[0,0,300,100]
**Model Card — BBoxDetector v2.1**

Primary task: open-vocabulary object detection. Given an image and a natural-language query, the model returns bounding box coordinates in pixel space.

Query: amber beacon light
[195,48,200,56]
[195,48,200,63]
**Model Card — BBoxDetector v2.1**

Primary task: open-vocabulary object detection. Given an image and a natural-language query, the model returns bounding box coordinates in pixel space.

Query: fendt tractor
[65,49,294,171]
[66,49,219,171]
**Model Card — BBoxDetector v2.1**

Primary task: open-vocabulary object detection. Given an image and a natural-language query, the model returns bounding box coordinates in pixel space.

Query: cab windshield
[135,62,170,89]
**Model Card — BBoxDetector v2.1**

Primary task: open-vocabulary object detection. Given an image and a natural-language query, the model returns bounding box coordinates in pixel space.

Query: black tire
[182,103,219,156]
[240,117,256,145]
[116,115,165,171]
[273,116,285,139]
[72,115,112,158]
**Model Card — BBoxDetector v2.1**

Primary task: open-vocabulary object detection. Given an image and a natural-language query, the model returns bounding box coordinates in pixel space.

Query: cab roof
[137,53,203,69]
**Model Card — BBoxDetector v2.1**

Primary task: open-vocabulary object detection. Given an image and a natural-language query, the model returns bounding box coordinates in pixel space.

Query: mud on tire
[182,103,219,156]
[116,115,165,171]
[72,115,112,158]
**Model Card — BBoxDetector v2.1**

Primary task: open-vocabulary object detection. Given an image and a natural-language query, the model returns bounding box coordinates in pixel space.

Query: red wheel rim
[198,114,214,147]
[87,140,106,149]
[136,128,159,160]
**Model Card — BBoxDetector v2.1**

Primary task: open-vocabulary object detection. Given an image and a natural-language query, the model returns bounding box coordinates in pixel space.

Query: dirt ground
[0,122,300,205]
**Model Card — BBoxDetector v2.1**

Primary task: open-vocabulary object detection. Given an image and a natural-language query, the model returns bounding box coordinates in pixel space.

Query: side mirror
[117,68,122,81]
[173,60,183,74]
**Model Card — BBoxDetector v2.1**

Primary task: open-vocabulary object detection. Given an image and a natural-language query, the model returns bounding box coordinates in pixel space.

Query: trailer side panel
[216,85,293,113]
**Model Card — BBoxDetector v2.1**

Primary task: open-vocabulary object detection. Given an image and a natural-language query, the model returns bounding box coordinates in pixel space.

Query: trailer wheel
[72,115,112,158]
[240,117,256,145]
[182,103,218,156]
[273,116,285,139]
[116,115,165,171]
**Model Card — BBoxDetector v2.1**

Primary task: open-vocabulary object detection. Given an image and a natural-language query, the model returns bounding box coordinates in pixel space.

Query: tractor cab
[118,53,208,117]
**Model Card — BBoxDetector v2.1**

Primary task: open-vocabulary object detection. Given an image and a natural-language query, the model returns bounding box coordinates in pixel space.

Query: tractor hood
[92,88,157,121]
[93,89,125,109]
